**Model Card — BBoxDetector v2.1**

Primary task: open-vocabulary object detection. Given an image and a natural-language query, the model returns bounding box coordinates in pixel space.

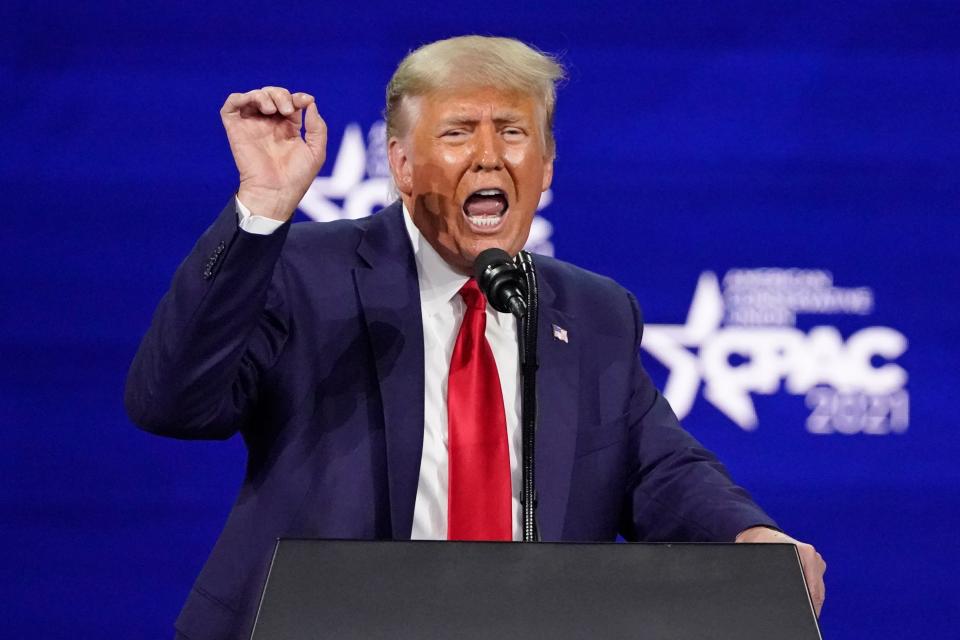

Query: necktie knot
[459,278,486,311]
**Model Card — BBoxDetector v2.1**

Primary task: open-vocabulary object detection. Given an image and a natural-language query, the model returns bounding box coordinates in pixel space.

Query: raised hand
[220,86,327,221]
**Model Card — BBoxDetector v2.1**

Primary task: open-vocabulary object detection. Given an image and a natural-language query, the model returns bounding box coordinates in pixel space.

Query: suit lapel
[533,273,579,540]
[354,202,424,540]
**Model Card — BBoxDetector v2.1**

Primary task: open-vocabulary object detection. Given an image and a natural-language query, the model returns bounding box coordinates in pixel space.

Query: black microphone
[474,248,527,318]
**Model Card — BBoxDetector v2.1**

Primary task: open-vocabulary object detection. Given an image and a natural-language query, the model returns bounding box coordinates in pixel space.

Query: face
[388,85,554,274]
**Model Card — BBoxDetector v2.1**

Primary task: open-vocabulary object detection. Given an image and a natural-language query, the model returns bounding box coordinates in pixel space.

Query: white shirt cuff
[235,196,287,235]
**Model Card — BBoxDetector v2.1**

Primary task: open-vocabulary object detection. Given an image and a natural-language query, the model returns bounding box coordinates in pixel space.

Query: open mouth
[462,188,509,231]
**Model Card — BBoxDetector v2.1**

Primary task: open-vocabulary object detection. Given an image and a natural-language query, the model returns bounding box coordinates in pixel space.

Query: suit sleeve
[124,198,291,440]
[618,292,778,542]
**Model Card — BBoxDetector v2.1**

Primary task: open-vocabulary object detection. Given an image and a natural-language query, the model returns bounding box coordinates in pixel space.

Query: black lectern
[250,540,821,640]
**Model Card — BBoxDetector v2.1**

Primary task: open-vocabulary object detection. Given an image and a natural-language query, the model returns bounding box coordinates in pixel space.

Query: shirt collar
[401,203,511,327]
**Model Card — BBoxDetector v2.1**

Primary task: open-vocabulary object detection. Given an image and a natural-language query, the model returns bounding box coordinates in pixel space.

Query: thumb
[304,102,327,167]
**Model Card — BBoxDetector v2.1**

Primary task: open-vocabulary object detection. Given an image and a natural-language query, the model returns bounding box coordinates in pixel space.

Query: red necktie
[447,278,512,540]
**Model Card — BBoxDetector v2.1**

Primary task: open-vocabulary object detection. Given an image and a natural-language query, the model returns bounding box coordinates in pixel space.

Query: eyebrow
[438,112,526,127]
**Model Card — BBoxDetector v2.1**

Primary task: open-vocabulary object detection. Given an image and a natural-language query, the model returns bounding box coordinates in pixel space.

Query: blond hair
[385,35,565,156]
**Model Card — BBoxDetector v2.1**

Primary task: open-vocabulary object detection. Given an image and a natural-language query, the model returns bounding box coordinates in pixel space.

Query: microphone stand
[516,251,540,542]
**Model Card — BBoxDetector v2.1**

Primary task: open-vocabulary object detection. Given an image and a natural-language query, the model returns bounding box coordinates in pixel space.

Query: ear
[541,155,554,193]
[388,137,414,196]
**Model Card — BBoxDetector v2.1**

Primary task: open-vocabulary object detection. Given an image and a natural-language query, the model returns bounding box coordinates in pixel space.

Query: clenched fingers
[798,544,827,617]
[735,527,826,619]
[292,92,314,110]
[262,86,295,116]
[221,89,275,116]
[221,87,314,120]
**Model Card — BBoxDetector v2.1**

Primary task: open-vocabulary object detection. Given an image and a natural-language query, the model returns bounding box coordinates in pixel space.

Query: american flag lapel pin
[552,324,569,343]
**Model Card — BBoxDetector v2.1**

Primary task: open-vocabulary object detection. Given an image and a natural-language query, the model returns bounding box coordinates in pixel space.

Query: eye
[502,127,526,140]
[441,129,468,139]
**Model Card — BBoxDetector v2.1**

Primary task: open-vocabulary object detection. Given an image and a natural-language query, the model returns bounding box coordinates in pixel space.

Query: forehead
[410,85,542,124]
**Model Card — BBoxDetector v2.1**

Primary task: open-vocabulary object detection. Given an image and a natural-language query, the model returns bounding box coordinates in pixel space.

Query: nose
[473,123,504,171]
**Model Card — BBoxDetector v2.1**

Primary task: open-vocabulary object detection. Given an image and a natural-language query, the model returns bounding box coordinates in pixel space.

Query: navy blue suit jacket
[126,199,775,640]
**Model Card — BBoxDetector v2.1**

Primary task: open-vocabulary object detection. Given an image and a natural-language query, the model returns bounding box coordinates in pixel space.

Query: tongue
[464,196,505,217]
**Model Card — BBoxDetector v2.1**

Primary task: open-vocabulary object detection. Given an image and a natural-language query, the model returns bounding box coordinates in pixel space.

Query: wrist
[236,184,298,222]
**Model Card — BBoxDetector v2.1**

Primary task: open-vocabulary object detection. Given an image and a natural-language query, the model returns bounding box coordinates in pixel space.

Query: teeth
[467,215,501,227]
[475,189,504,196]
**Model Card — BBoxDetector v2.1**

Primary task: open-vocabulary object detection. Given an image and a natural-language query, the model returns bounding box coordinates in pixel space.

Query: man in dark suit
[126,35,825,640]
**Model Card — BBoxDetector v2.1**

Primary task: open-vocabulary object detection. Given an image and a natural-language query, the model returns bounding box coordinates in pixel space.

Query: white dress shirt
[236,199,523,540]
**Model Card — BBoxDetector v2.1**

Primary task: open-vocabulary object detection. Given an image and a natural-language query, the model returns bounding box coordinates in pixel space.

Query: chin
[463,237,510,261]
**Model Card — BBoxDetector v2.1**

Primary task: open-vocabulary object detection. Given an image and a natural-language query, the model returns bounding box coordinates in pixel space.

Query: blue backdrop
[4,2,959,637]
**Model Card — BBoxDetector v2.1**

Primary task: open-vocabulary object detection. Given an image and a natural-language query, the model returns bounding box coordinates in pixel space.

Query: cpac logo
[642,270,909,435]
[297,121,556,255]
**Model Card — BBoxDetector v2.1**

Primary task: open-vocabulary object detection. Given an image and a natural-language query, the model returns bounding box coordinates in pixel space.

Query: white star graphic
[642,272,759,430]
